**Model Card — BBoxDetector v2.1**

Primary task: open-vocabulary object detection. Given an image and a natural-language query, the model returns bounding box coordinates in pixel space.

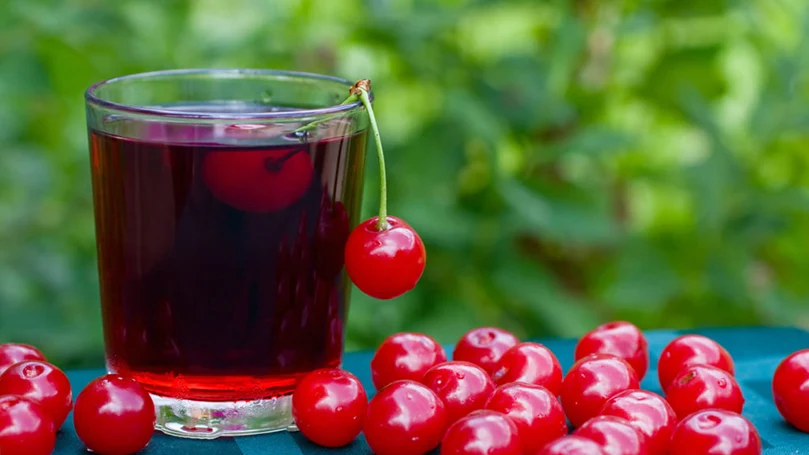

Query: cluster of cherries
[0,344,155,455]
[291,322,809,455]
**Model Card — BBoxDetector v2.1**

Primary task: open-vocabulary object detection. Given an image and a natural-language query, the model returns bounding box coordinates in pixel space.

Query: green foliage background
[2,0,809,368]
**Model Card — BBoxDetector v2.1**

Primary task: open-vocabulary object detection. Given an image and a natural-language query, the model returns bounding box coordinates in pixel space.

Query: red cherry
[370,332,447,390]
[440,410,522,455]
[421,361,495,426]
[202,147,314,212]
[538,435,607,455]
[599,389,677,455]
[485,382,567,454]
[560,354,640,428]
[74,374,156,455]
[0,395,55,455]
[363,380,447,455]
[665,364,744,419]
[491,342,563,395]
[573,415,649,455]
[291,368,367,447]
[669,409,761,455]
[0,360,72,429]
[344,216,426,300]
[575,321,649,380]
[453,327,519,375]
[0,343,46,377]
[658,334,735,392]
[772,348,809,432]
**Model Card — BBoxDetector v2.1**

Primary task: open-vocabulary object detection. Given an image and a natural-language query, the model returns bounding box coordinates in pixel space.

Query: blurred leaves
[2,0,809,367]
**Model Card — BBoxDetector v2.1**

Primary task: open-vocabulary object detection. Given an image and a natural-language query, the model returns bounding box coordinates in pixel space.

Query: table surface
[56,326,809,454]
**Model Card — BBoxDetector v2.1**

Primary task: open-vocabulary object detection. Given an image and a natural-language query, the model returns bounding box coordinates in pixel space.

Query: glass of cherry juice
[84,69,369,438]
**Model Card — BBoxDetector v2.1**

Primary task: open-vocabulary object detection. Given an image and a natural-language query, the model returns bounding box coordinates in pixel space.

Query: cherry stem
[355,86,388,230]
[294,93,359,133]
[293,79,388,231]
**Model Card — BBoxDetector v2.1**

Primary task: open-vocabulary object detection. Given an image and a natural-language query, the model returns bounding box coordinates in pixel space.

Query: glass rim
[85,68,369,120]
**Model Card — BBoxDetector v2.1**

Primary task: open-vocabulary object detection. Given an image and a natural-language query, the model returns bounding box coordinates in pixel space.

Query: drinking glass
[85,69,369,438]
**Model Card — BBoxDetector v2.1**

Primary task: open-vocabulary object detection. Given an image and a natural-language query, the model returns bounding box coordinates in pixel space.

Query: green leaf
[499,179,620,244]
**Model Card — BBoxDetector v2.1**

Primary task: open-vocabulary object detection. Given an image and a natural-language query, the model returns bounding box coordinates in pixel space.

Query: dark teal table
[56,327,809,454]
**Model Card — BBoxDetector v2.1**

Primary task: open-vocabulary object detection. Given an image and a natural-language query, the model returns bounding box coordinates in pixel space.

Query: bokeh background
[2,0,809,369]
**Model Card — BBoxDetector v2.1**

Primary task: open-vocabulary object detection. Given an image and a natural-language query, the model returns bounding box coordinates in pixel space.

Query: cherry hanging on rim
[342,80,427,300]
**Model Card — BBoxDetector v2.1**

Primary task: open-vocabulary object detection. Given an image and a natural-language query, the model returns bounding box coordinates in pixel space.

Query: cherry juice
[89,123,366,401]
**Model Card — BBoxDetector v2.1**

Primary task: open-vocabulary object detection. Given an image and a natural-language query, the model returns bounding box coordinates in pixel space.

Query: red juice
[89,125,367,402]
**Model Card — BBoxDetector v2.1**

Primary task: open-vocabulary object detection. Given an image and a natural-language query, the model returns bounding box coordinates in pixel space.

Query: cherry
[421,361,495,426]
[575,321,649,380]
[0,395,55,455]
[669,409,761,455]
[363,380,447,455]
[74,374,156,455]
[453,327,519,375]
[573,415,649,455]
[560,354,640,428]
[0,343,46,377]
[202,145,314,213]
[370,332,447,390]
[291,368,367,447]
[658,334,734,392]
[538,435,607,455]
[598,389,677,455]
[665,364,744,419]
[340,80,426,300]
[484,382,567,455]
[0,360,72,429]
[772,348,809,432]
[440,410,522,455]
[491,342,563,395]
[345,216,426,300]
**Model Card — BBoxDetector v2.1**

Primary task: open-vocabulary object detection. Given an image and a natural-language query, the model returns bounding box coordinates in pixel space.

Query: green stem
[294,93,359,133]
[356,88,388,230]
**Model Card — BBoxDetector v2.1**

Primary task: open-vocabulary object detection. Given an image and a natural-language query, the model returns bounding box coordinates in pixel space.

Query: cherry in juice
[89,127,366,401]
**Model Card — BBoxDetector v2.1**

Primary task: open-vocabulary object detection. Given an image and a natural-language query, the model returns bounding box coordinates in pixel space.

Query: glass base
[152,394,298,439]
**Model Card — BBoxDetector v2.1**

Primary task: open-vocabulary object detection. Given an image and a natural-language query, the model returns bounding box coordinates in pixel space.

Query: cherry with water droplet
[657,334,735,392]
[491,342,563,395]
[665,364,744,419]
[669,409,761,455]
[453,327,519,375]
[0,360,73,429]
[575,321,649,380]
[421,361,495,426]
